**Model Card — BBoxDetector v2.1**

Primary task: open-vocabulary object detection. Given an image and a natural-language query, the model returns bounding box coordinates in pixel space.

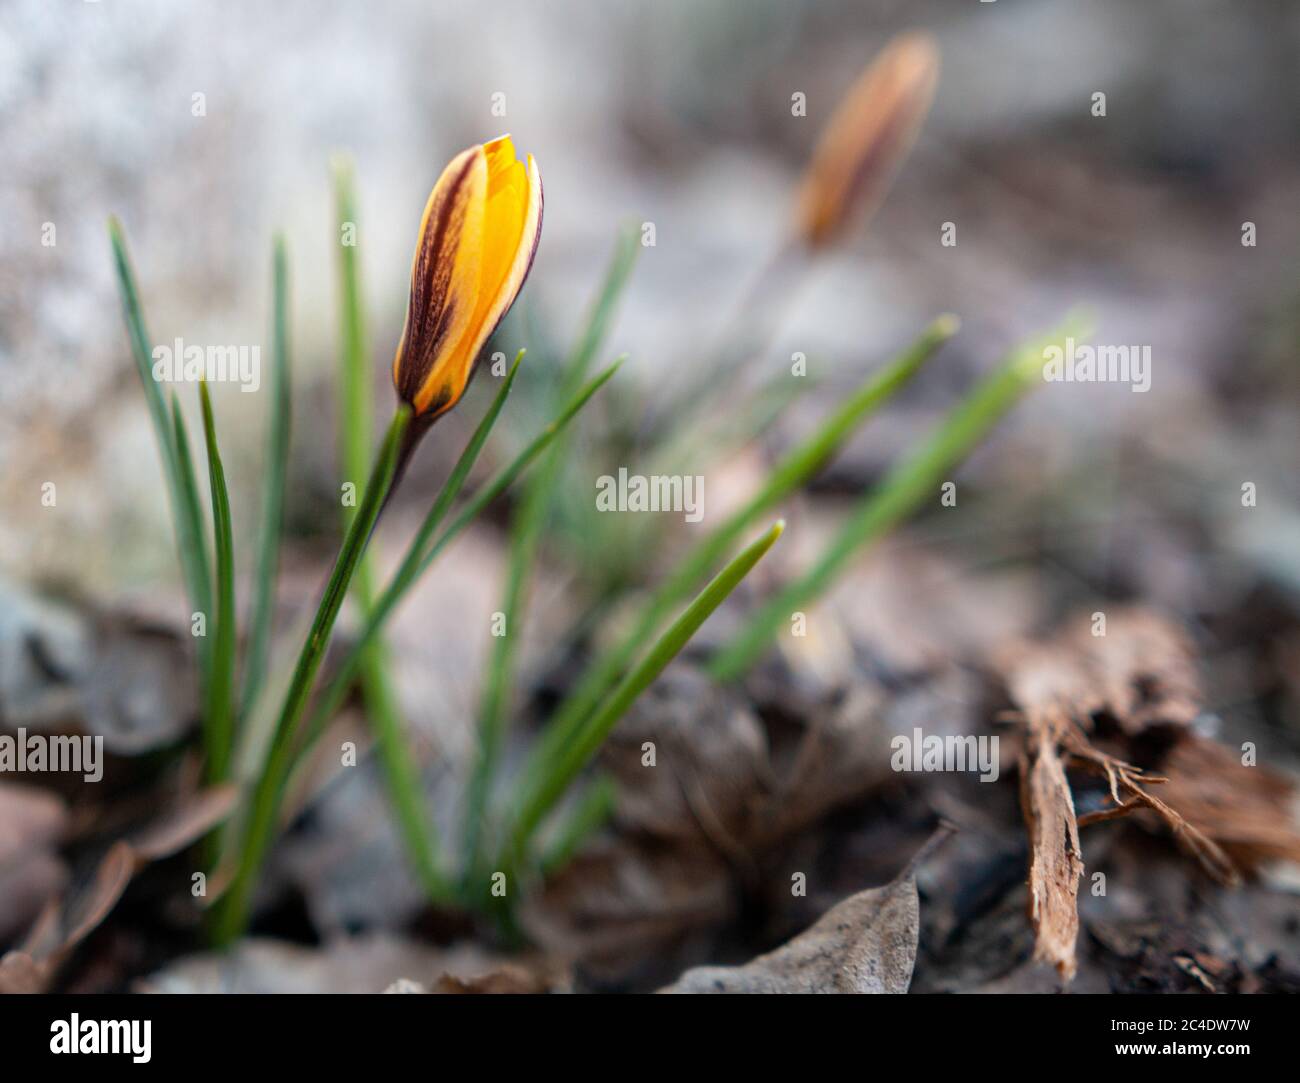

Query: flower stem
[333,157,449,902]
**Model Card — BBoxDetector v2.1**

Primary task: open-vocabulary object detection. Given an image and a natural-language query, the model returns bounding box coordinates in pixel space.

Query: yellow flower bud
[393,135,543,417]
[794,33,939,249]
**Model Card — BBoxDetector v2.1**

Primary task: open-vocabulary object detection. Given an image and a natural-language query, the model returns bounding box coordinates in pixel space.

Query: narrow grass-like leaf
[462,233,639,882]
[360,644,450,899]
[211,406,411,945]
[539,777,617,876]
[531,316,957,778]
[333,157,448,900]
[241,236,292,717]
[651,363,821,481]
[295,357,622,765]
[295,350,524,764]
[707,317,1085,681]
[198,382,237,785]
[109,218,212,670]
[168,394,211,694]
[506,519,785,866]
[559,226,639,389]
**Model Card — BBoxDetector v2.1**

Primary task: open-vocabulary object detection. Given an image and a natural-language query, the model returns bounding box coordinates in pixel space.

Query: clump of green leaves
[110,163,1079,943]
[107,191,780,943]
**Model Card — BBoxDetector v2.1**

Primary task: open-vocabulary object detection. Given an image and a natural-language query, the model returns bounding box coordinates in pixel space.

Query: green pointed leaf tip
[507,518,783,860]
[529,317,957,781]
[108,216,213,632]
[707,316,1086,682]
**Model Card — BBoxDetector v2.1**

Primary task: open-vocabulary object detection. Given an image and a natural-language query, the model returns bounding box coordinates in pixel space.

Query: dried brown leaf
[59,840,135,951]
[128,783,239,862]
[1000,607,1201,736]
[659,830,945,993]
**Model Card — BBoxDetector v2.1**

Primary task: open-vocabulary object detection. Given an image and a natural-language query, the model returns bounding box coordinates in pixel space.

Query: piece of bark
[998,607,1245,982]
[1018,711,1083,981]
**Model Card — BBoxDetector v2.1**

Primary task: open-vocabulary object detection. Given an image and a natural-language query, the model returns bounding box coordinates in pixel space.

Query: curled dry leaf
[0,842,133,995]
[660,829,946,993]
[1000,607,1201,738]
[528,662,900,983]
[0,581,197,756]
[524,837,734,987]
[0,785,238,994]
[128,782,239,862]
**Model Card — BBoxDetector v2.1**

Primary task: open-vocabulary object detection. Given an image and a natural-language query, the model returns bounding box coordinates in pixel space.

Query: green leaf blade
[211,406,411,945]
[507,518,786,865]
[241,235,293,717]
[332,158,448,901]
[707,317,1086,681]
[297,353,619,767]
[109,218,212,656]
[198,381,238,785]
[531,316,957,781]
[462,232,640,884]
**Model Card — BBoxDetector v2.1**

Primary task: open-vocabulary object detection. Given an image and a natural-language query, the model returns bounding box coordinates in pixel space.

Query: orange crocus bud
[393,135,543,418]
[793,33,939,249]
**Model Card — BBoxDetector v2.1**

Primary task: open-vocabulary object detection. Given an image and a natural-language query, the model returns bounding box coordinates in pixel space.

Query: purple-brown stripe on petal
[394,151,480,406]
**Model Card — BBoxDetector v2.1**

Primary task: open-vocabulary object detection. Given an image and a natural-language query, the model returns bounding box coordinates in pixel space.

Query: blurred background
[1,0,1298,991]
[4,0,1297,585]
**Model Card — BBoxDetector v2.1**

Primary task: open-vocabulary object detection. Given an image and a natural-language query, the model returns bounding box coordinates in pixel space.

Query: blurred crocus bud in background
[793,32,939,249]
